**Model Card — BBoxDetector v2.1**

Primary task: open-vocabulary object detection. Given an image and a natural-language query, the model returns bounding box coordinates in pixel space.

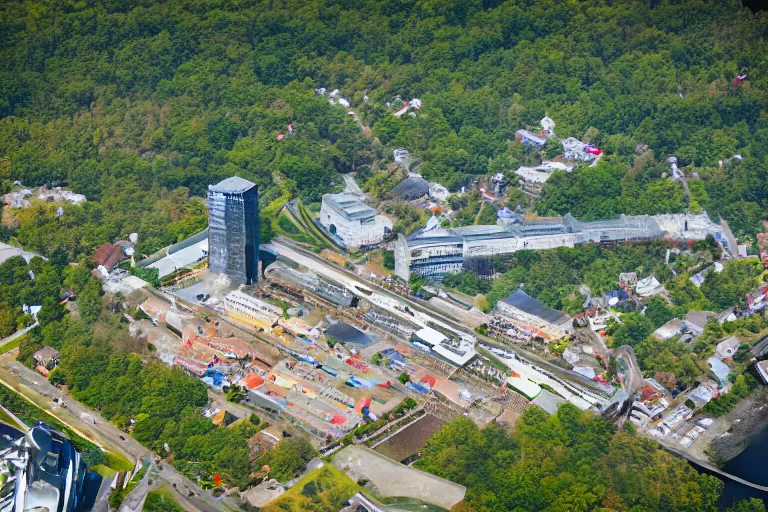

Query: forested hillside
[2,0,768,260]
[416,408,765,512]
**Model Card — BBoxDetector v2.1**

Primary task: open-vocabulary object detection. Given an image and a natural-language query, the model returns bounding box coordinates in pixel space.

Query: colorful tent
[584,144,602,155]
[331,414,347,425]
[354,397,372,415]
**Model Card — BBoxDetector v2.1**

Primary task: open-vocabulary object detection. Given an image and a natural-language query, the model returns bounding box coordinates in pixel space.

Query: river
[718,424,768,508]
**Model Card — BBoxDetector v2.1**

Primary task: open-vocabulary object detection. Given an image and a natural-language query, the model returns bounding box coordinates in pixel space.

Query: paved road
[720,219,740,259]
[0,353,236,512]
[0,322,38,349]
[343,174,367,199]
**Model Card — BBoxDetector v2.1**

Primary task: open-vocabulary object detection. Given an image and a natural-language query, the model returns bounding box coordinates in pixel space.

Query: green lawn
[0,383,134,471]
[0,336,22,355]
[263,465,365,512]
[144,486,185,512]
[105,451,135,472]
[90,464,117,478]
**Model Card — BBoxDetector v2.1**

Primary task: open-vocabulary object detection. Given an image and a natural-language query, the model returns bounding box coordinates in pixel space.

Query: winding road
[0,352,235,512]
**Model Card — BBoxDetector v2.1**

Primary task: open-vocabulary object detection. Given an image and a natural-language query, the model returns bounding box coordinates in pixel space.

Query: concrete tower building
[207,176,259,285]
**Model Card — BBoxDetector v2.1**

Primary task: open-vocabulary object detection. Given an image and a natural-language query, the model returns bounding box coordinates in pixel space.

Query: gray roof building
[392,176,430,200]
[209,176,257,194]
[500,289,571,325]
[323,193,378,221]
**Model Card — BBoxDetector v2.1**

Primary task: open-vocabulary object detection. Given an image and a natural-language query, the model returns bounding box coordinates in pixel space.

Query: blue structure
[207,176,260,285]
[0,422,101,512]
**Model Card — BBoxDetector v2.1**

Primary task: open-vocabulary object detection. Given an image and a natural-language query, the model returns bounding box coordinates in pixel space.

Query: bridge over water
[663,445,768,493]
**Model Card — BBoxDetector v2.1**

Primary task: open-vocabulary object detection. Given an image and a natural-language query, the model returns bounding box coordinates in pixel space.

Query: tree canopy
[415,405,756,512]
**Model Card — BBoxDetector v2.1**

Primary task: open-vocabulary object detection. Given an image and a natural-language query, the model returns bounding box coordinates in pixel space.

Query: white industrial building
[320,193,392,249]
[411,327,478,367]
[395,213,668,282]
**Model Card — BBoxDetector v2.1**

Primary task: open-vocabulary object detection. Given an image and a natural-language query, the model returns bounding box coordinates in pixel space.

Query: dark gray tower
[207,176,259,285]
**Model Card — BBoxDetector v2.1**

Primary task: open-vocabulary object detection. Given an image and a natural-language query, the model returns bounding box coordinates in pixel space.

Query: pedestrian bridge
[664,445,768,492]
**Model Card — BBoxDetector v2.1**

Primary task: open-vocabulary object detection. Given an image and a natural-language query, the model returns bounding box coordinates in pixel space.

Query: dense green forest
[416,408,765,512]
[2,0,768,264]
[0,253,261,487]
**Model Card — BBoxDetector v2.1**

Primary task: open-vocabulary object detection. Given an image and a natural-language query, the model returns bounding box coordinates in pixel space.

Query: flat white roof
[515,167,552,184]
[432,342,478,367]
[226,290,283,315]
[413,327,448,347]
[0,242,41,265]
[148,238,209,278]
[506,374,541,399]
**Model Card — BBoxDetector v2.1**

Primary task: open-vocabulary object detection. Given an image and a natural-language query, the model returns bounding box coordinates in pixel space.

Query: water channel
[717,424,768,507]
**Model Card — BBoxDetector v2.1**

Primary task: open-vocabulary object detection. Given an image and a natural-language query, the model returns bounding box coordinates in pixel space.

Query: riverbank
[690,388,768,466]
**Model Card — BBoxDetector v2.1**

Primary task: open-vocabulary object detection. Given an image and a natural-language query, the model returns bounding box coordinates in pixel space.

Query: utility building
[320,193,391,249]
[207,177,259,285]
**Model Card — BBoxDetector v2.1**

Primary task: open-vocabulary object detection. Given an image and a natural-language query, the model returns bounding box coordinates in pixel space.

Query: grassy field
[262,465,365,512]
[0,337,21,355]
[144,486,185,512]
[0,383,132,471]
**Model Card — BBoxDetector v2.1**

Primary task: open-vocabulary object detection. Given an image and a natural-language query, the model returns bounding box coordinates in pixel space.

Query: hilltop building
[207,176,260,285]
[320,193,392,249]
[395,213,671,282]
[515,162,574,195]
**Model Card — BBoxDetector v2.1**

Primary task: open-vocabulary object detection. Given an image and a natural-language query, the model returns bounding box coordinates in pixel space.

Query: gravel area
[333,445,466,509]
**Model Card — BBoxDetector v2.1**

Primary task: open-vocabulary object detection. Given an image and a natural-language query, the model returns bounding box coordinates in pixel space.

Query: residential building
[683,310,716,336]
[515,129,547,148]
[561,137,601,163]
[92,241,129,273]
[207,176,260,285]
[33,346,59,370]
[248,426,283,461]
[715,336,741,360]
[635,275,663,297]
[653,318,684,341]
[320,193,392,248]
[224,290,282,329]
[515,162,574,195]
[33,346,59,376]
[755,360,768,384]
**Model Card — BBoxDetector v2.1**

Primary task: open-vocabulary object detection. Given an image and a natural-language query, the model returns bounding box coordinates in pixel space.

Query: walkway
[720,219,740,259]
[0,321,38,349]
[0,353,229,512]
[662,443,768,492]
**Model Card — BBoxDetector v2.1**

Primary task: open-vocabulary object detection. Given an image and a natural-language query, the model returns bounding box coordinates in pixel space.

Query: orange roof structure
[242,373,265,390]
